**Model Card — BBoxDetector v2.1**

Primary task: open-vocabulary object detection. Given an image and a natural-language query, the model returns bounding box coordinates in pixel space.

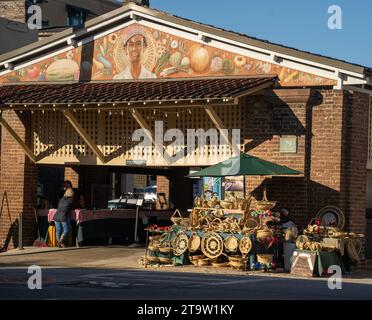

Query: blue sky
[150,0,372,68]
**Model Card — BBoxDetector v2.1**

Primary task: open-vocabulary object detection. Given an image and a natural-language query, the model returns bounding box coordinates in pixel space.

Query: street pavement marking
[79,271,285,288]
[81,271,245,282]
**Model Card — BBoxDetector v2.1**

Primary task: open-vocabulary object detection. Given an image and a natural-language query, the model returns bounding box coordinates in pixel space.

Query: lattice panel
[31,105,243,166]
[33,110,98,159]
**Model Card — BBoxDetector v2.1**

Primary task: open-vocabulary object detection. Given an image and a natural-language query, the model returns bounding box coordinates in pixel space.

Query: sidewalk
[1,246,372,285]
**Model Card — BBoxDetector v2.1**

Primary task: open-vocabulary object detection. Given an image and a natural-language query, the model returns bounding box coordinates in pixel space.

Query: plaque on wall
[280,136,298,154]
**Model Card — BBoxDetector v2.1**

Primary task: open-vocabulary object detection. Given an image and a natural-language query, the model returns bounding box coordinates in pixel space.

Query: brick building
[0,1,371,255]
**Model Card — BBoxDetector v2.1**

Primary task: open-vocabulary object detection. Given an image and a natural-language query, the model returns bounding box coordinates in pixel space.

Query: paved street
[1,247,372,300]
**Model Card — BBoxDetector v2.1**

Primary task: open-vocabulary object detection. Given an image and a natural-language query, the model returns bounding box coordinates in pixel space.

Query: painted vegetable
[96,55,112,71]
[93,58,105,71]
[210,57,223,72]
[46,59,79,81]
[189,44,210,73]
[181,56,190,67]
[169,52,182,67]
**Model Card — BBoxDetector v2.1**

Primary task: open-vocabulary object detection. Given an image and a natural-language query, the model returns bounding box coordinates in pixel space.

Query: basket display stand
[144,226,172,267]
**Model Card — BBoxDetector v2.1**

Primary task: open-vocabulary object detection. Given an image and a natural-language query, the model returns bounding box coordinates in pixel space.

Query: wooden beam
[234,80,276,98]
[63,109,106,164]
[204,105,230,144]
[0,115,36,163]
[129,108,153,142]
[129,109,170,165]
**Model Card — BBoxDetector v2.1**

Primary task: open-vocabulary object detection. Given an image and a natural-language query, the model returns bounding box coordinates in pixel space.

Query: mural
[0,24,336,86]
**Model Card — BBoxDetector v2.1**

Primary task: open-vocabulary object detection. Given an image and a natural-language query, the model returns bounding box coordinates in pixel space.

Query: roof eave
[0,2,369,78]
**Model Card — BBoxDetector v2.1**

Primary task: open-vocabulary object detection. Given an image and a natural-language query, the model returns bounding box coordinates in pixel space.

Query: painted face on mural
[113,31,156,80]
[125,34,147,64]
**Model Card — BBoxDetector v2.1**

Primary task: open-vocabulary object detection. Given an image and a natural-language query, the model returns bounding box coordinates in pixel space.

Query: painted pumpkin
[189,44,210,73]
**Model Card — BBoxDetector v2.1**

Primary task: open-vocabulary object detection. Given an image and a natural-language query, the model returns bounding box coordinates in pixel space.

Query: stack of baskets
[146,234,174,266]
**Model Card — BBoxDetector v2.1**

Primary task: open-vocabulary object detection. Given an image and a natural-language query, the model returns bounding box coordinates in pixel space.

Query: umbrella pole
[244,176,246,198]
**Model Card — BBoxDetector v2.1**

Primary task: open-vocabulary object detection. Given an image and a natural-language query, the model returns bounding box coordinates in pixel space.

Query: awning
[0,76,276,108]
[188,153,302,177]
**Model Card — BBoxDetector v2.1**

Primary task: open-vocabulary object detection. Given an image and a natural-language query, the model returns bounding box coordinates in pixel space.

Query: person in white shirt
[114,31,156,80]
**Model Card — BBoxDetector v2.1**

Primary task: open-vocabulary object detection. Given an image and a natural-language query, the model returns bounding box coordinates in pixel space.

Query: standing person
[54,188,74,248]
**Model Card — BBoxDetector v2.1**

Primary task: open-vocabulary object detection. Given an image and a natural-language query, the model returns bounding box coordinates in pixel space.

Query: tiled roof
[0,76,276,106]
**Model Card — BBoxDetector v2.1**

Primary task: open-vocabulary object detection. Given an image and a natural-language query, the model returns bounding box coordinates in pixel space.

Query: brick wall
[341,91,369,235]
[0,110,37,249]
[243,88,369,235]
[243,89,312,226]
[0,1,26,22]
[64,166,79,188]
[157,175,170,201]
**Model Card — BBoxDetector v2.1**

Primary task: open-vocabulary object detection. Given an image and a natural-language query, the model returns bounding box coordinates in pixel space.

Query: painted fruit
[27,65,41,79]
[189,44,210,73]
[46,59,79,81]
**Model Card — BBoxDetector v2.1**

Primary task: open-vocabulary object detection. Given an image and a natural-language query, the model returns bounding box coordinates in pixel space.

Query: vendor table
[37,209,174,246]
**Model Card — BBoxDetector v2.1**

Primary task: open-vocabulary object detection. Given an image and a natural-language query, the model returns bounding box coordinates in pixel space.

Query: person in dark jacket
[54,188,74,248]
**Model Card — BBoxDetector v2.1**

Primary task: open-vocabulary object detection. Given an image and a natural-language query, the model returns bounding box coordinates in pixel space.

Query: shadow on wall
[243,92,310,152]
[244,90,350,228]
[250,177,341,229]
[0,219,19,252]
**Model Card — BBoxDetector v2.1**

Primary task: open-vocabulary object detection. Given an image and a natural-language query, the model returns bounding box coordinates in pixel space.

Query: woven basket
[225,235,239,253]
[148,244,159,252]
[256,254,273,264]
[296,235,310,250]
[256,229,273,241]
[171,209,183,225]
[159,246,172,254]
[211,262,229,268]
[255,187,276,211]
[239,236,253,255]
[245,218,259,229]
[190,259,199,266]
[220,200,234,209]
[146,256,160,263]
[198,258,211,267]
[189,255,205,261]
[229,261,246,269]
[188,234,201,253]
[158,257,173,264]
[228,255,245,263]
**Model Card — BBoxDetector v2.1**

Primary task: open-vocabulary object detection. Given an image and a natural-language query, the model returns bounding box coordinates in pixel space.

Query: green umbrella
[188,153,302,177]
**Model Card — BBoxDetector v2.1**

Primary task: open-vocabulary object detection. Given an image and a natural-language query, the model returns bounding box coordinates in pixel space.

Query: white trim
[84,12,132,34]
